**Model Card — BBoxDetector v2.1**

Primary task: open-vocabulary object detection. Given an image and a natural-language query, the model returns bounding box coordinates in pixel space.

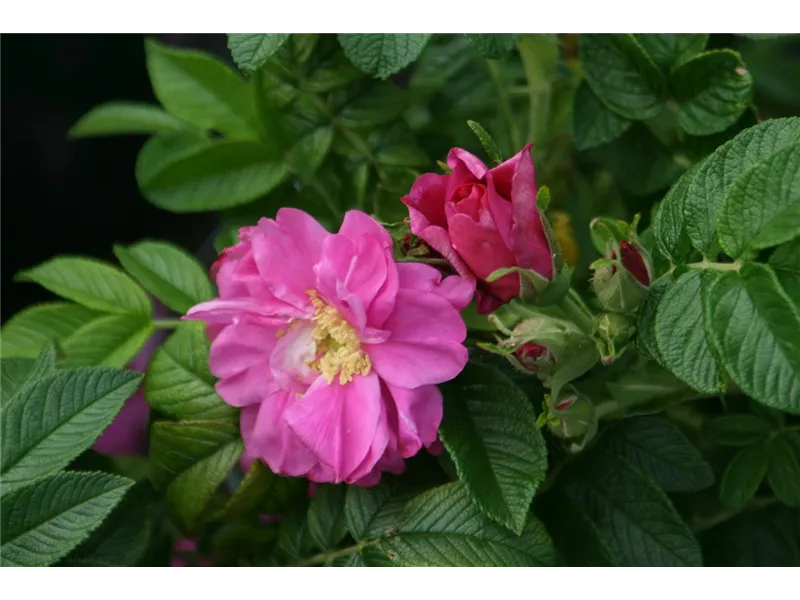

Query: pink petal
[315,234,387,330]
[269,320,318,394]
[184,299,287,330]
[387,384,443,456]
[216,359,278,408]
[339,210,393,250]
[488,143,534,200]
[241,392,318,478]
[484,176,514,251]
[406,207,476,286]
[396,263,474,311]
[366,290,468,389]
[447,213,520,303]
[447,147,488,180]
[209,322,279,379]
[509,145,553,279]
[284,374,383,484]
[250,210,329,310]
[401,172,449,229]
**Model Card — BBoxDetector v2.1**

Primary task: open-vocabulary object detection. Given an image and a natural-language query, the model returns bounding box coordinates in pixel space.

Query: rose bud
[537,386,598,452]
[402,144,561,314]
[589,216,652,313]
[479,308,590,381]
[593,312,635,365]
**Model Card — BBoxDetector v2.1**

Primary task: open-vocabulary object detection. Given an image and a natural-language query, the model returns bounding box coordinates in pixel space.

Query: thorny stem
[692,497,780,535]
[486,59,522,151]
[153,319,183,329]
[292,540,379,567]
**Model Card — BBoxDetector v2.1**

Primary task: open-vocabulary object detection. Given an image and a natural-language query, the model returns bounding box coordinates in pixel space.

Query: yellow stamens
[306,290,371,385]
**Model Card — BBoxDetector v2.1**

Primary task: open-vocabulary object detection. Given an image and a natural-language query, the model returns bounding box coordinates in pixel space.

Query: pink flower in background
[402,145,555,313]
[186,209,472,485]
[92,302,171,455]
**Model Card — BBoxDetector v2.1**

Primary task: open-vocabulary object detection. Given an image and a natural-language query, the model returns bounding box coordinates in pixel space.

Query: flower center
[306,290,371,385]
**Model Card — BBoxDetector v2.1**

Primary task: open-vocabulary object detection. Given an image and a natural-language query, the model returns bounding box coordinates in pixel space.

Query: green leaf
[657,117,800,259]
[463,34,517,59]
[0,471,132,566]
[145,39,257,139]
[466,120,503,164]
[1,368,142,494]
[145,322,237,420]
[770,239,800,309]
[149,420,242,532]
[1,345,58,405]
[635,276,672,362]
[286,126,334,179]
[336,83,409,129]
[655,269,725,394]
[338,34,431,79]
[1,302,99,358]
[701,503,800,566]
[137,139,288,212]
[579,34,665,120]
[673,50,754,136]
[64,480,157,566]
[438,362,547,534]
[720,442,768,509]
[602,416,714,493]
[227,34,290,74]
[604,123,683,197]
[113,240,213,314]
[16,257,151,316]
[69,102,189,138]
[345,480,415,541]
[704,414,773,446]
[277,507,313,559]
[633,34,708,70]
[718,143,800,258]
[653,165,700,263]
[572,81,633,151]
[60,314,154,368]
[536,490,615,566]
[307,484,348,551]
[561,451,702,566]
[704,263,800,413]
[365,483,555,566]
[766,433,800,508]
[215,459,306,520]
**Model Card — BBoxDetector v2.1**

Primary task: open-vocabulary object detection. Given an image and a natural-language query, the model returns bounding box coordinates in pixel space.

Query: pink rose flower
[402,144,554,313]
[92,301,171,455]
[186,209,472,486]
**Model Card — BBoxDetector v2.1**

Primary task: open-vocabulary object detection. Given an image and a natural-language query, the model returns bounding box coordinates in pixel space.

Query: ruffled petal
[366,290,468,388]
[284,373,383,483]
[387,384,443,454]
[241,393,318,477]
[396,263,474,311]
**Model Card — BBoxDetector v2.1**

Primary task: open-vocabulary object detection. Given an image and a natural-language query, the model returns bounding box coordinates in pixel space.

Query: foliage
[2,33,800,567]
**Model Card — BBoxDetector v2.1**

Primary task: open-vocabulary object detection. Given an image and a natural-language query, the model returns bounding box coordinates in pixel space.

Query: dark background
[1,34,231,322]
[2,34,798,323]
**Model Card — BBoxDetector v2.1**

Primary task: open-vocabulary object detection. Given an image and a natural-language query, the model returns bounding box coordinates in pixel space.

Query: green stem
[560,289,596,335]
[292,541,376,567]
[486,59,521,151]
[516,34,557,148]
[153,319,183,329]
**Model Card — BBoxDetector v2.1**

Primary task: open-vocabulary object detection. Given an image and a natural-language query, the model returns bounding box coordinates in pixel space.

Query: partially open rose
[402,144,556,313]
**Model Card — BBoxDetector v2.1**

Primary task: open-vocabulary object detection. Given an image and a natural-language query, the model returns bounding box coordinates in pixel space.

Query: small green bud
[594,313,636,365]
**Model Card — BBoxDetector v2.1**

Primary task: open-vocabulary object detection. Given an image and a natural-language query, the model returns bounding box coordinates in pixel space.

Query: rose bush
[2,33,799,568]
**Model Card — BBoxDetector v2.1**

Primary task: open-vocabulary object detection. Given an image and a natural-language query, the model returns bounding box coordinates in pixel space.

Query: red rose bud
[591,240,652,314]
[538,386,597,452]
[480,309,589,379]
[402,144,559,314]
[594,312,635,365]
